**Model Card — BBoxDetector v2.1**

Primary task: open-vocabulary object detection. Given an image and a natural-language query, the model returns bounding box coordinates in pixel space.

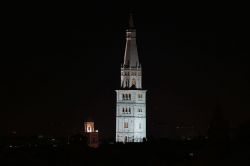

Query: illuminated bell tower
[115,14,146,142]
[84,121,99,148]
[84,122,95,133]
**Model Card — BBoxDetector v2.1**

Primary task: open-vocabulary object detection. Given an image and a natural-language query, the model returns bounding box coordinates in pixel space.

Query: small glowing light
[38,135,44,139]
[189,152,194,157]
[95,130,98,132]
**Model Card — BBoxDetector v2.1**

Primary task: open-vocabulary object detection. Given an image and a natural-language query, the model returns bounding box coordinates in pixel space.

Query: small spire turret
[129,13,135,29]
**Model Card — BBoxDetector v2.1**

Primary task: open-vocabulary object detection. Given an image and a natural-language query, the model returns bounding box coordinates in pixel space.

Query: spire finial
[129,13,134,29]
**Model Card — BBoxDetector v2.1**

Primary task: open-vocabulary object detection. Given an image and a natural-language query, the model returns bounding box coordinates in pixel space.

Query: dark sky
[1,2,249,139]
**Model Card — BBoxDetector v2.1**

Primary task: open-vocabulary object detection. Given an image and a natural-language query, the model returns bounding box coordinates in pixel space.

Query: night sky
[1,2,249,139]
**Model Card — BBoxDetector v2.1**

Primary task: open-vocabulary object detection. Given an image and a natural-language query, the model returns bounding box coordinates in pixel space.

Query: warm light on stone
[84,121,99,148]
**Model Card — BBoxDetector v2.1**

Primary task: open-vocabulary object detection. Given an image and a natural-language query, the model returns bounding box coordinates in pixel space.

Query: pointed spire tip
[129,13,135,29]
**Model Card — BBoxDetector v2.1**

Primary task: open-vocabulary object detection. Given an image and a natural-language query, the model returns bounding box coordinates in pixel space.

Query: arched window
[122,94,125,100]
[124,135,128,142]
[129,107,131,113]
[122,108,124,113]
[126,79,129,87]
[132,79,136,86]
[125,94,128,100]
[129,94,131,100]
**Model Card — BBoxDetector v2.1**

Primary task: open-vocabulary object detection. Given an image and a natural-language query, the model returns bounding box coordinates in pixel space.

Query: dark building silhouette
[208,102,230,142]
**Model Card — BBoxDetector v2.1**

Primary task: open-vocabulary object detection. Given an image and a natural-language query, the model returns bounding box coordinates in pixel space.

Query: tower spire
[123,13,139,68]
[116,13,146,143]
[129,13,135,29]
